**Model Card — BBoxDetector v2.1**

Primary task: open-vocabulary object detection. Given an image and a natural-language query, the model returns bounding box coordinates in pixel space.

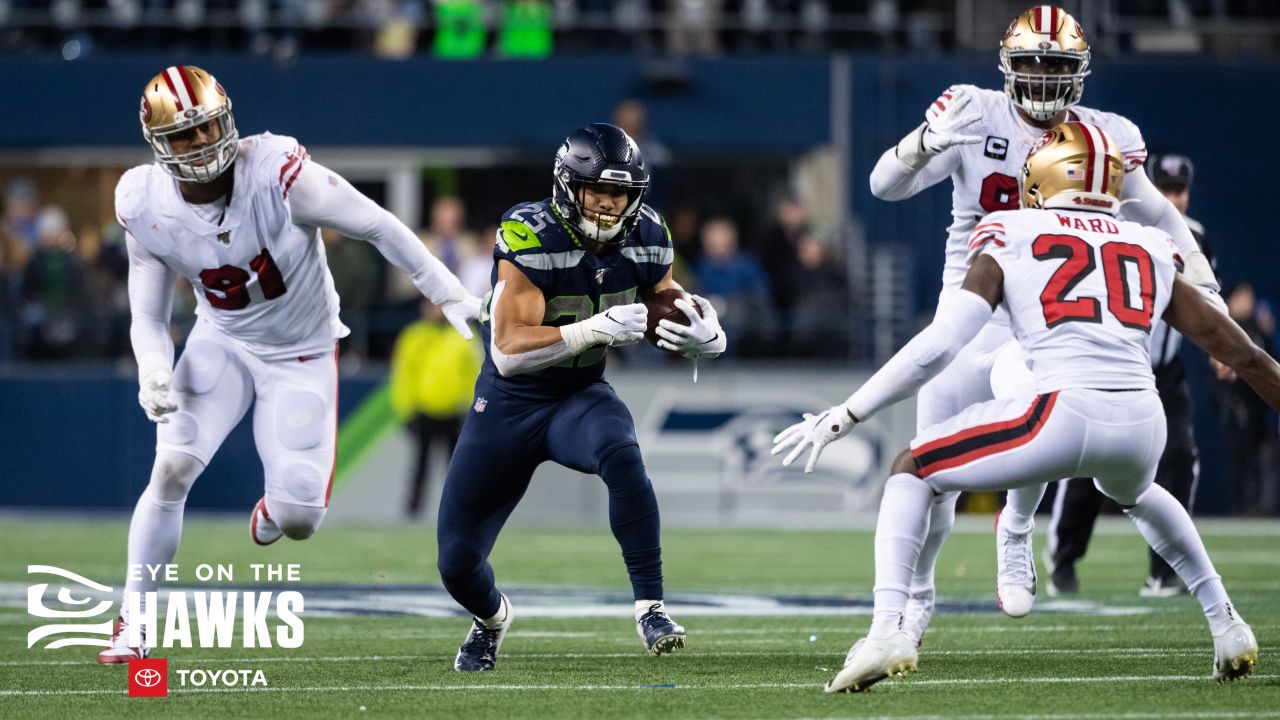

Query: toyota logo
[133,668,162,687]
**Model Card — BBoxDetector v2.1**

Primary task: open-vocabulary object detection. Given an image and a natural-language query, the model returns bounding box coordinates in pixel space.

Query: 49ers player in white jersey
[867,5,1221,638]
[777,122,1268,693]
[98,66,482,663]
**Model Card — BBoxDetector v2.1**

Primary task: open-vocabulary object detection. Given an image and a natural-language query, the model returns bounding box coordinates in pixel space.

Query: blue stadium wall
[0,54,1268,512]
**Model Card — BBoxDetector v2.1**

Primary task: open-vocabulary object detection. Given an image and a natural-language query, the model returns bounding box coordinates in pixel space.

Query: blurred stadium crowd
[4,1,1280,59]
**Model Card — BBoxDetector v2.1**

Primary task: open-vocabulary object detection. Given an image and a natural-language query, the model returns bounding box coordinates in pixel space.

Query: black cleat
[636,603,686,656]
[454,594,512,672]
[1047,563,1079,596]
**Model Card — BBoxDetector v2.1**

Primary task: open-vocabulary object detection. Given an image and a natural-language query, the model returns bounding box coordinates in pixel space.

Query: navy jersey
[478,199,673,399]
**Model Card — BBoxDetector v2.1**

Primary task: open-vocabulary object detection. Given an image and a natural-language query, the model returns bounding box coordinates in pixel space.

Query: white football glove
[897,86,983,169]
[138,369,178,424]
[771,404,859,474]
[438,287,483,340]
[655,295,726,359]
[561,303,648,355]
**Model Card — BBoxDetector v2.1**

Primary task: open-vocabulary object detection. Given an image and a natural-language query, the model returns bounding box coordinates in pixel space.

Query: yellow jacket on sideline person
[389,305,482,422]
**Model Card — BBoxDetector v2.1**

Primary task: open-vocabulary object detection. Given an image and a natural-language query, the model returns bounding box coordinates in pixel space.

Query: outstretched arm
[869,86,978,201]
[1165,275,1280,409]
[286,159,480,337]
[1123,168,1217,291]
[772,254,1002,472]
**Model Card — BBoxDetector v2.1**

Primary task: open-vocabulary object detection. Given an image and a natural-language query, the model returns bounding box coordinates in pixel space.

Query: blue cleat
[454,594,512,672]
[636,602,686,656]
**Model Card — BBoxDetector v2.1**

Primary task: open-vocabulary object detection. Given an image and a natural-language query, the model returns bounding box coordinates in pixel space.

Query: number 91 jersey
[479,198,673,400]
[116,133,346,361]
[936,86,1148,292]
[971,208,1179,394]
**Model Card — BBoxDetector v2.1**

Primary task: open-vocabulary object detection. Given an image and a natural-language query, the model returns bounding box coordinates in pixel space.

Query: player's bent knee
[277,390,327,451]
[279,462,328,506]
[147,451,204,501]
[891,448,922,477]
[437,542,485,580]
[270,500,326,540]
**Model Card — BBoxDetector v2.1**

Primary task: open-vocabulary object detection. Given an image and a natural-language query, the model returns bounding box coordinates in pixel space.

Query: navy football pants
[436,380,663,619]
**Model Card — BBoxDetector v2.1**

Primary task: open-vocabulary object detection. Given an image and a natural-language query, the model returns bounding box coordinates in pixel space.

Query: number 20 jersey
[972,208,1179,395]
[935,86,1148,292]
[116,133,346,361]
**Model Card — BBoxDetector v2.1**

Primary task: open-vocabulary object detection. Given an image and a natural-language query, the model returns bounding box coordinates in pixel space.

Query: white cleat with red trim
[97,616,149,665]
[250,497,283,546]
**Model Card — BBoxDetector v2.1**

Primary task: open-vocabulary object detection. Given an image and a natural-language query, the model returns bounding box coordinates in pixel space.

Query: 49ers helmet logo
[140,95,151,124]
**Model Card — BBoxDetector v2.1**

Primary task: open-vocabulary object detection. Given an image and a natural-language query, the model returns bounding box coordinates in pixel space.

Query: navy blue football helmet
[552,123,649,246]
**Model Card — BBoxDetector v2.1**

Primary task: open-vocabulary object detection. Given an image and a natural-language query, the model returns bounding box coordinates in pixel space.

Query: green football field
[2,515,1278,719]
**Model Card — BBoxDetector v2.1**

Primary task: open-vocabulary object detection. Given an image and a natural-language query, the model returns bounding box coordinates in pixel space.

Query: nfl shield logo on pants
[473,397,488,413]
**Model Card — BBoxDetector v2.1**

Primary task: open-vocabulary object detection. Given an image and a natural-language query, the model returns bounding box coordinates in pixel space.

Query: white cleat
[250,497,282,546]
[995,509,1036,619]
[825,631,918,693]
[1212,622,1258,684]
[97,616,149,665]
[902,586,935,649]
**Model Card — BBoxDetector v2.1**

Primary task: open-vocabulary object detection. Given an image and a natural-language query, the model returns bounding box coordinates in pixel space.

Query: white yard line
[1,674,1276,697]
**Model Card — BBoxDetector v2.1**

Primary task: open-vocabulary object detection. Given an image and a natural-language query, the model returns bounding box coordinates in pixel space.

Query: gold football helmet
[1020,122,1125,214]
[999,6,1091,121]
[139,65,238,183]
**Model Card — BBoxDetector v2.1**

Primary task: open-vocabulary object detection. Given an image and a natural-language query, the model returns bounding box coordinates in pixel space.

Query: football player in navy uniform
[436,124,726,671]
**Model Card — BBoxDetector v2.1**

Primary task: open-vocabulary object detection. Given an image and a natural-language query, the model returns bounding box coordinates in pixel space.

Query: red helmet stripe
[1075,122,1097,194]
[176,66,200,110]
[1035,5,1050,33]
[1050,6,1060,33]
[161,68,182,110]
[164,66,196,111]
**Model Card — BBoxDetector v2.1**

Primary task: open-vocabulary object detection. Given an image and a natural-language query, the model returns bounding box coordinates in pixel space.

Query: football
[644,288,702,348]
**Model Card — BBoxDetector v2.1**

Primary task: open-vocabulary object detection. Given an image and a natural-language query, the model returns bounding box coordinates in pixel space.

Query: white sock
[121,489,185,623]
[634,599,664,621]
[870,474,934,639]
[1205,601,1243,636]
[482,595,510,629]
[120,451,202,624]
[1002,483,1046,532]
[1123,484,1230,625]
[909,491,957,591]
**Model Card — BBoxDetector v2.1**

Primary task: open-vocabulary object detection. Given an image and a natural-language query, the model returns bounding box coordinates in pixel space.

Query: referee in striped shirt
[1045,153,1214,598]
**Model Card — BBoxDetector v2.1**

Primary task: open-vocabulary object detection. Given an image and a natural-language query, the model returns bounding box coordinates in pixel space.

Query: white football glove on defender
[438,286,484,340]
[771,404,859,473]
[896,86,984,170]
[138,369,178,424]
[655,295,726,359]
[561,303,649,355]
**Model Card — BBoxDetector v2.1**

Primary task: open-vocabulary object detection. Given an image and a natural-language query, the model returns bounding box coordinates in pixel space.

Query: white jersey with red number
[971,208,1179,394]
[116,132,347,361]
[933,86,1148,291]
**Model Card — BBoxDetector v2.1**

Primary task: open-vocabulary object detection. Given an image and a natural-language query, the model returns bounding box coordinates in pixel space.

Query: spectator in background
[322,227,383,361]
[613,99,671,211]
[78,221,130,358]
[666,202,702,288]
[421,195,477,276]
[5,179,39,249]
[787,235,848,358]
[22,207,84,359]
[1214,282,1279,516]
[0,214,27,361]
[458,224,497,299]
[760,196,808,333]
[693,217,774,355]
[666,0,723,55]
[390,300,482,518]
